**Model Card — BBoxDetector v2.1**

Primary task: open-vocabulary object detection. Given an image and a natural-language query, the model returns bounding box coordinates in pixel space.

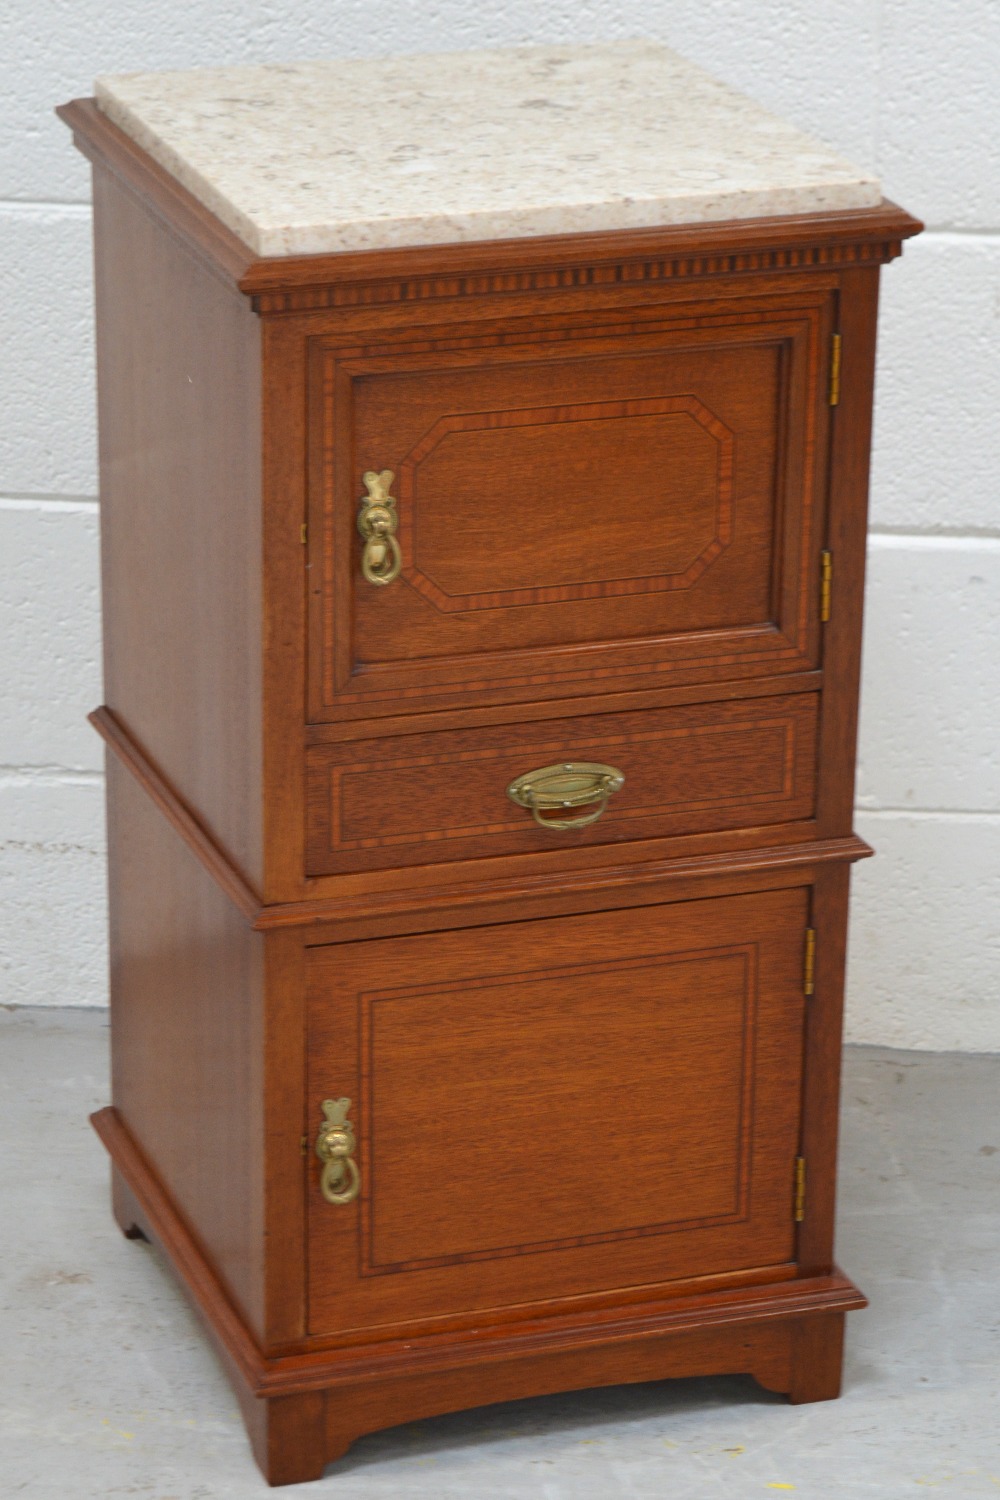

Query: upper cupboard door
[308,295,835,720]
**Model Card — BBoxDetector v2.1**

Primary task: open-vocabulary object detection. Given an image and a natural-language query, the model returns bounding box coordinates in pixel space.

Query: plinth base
[94,1106,866,1487]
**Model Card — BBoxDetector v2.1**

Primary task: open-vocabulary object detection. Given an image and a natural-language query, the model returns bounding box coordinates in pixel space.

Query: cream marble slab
[95,42,881,258]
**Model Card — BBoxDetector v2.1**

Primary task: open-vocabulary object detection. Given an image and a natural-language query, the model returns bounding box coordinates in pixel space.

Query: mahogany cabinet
[61,55,920,1485]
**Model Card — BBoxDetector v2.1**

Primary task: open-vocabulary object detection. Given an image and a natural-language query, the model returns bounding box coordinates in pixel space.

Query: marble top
[95,42,881,258]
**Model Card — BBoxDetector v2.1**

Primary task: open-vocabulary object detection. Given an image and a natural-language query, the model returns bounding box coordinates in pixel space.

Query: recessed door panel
[306,886,809,1338]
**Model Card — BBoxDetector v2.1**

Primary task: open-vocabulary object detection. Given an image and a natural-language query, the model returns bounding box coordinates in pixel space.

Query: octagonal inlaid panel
[396,395,733,612]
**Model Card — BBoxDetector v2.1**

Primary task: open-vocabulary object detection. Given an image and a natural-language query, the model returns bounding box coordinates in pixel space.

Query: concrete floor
[1,1010,998,1499]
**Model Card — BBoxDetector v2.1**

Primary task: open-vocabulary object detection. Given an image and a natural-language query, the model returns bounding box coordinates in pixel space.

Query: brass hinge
[828,332,842,406]
[300,1134,309,1157]
[300,522,308,546]
[804,926,817,997]
[794,1156,807,1223]
[820,550,833,622]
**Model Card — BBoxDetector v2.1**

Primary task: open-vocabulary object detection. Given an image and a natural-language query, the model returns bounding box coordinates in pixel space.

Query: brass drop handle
[507,761,625,831]
[315,1098,361,1205]
[357,469,402,586]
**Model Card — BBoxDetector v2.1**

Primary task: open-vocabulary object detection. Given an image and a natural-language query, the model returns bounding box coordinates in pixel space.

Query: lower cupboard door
[305,886,809,1338]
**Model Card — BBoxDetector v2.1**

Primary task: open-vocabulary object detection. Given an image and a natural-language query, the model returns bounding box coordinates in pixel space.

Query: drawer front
[308,294,832,720]
[306,886,808,1337]
[305,692,818,874]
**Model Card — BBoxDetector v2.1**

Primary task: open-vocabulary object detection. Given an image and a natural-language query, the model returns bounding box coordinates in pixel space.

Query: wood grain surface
[91,162,265,886]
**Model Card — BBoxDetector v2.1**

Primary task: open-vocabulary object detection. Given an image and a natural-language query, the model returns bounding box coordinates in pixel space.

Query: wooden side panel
[797,862,853,1277]
[105,754,267,1337]
[93,163,264,885]
[816,266,882,837]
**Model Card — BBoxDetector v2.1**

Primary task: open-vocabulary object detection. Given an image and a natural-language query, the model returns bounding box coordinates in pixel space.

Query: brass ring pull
[315,1098,361,1205]
[507,761,625,831]
[358,469,402,586]
[361,530,401,587]
[321,1155,361,1205]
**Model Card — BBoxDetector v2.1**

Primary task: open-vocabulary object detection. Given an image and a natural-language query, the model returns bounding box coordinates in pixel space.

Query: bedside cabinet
[61,42,920,1486]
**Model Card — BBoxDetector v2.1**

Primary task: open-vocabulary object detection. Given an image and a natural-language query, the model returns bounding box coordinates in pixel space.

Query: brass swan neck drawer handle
[507,761,625,831]
[357,469,402,586]
[315,1098,361,1204]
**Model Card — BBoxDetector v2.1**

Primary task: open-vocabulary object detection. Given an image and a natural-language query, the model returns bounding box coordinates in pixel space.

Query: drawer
[305,692,818,875]
[306,886,809,1336]
[308,294,833,721]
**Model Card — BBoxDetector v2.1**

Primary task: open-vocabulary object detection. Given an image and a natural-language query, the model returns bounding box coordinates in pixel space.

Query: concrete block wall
[1,3,997,1048]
